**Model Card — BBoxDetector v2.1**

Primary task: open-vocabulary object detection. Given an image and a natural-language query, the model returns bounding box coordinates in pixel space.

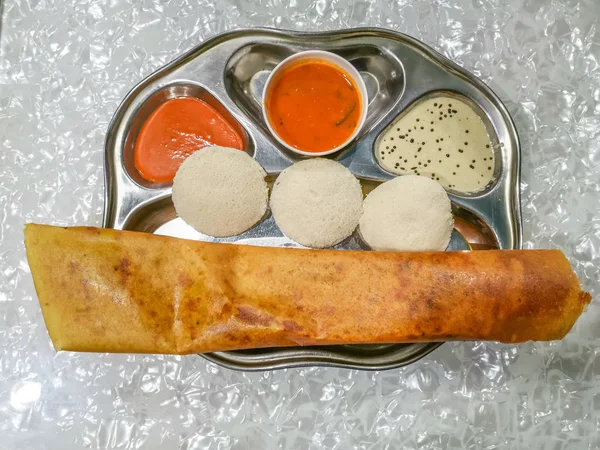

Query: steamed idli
[359,175,453,251]
[172,146,268,237]
[270,158,363,248]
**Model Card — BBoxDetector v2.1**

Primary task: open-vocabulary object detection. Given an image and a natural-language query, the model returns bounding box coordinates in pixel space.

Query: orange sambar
[134,97,244,183]
[266,60,361,153]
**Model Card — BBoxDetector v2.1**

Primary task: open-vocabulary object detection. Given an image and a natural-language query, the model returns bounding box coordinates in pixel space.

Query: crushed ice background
[1,0,599,448]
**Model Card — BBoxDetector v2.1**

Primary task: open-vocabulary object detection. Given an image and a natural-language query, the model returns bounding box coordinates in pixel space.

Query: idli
[359,175,453,251]
[172,146,268,237]
[270,158,363,248]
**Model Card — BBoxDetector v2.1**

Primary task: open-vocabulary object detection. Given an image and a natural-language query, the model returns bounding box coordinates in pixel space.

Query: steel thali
[103,27,522,371]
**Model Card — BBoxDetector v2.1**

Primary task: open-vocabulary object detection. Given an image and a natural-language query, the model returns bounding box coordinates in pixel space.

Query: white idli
[270,158,363,248]
[172,146,268,237]
[359,175,453,251]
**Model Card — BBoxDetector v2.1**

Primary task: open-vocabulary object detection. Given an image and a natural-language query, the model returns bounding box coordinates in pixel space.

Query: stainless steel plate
[103,27,521,371]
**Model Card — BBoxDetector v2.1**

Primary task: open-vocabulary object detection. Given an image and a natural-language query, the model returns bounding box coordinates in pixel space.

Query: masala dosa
[24,224,591,354]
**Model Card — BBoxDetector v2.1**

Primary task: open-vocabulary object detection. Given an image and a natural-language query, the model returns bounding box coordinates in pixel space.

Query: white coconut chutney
[376,96,495,193]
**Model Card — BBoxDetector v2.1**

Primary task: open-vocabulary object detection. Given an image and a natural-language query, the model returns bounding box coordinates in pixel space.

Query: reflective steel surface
[103,28,521,371]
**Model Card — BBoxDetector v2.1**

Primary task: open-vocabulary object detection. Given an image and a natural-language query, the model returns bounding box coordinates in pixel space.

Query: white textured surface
[271,158,363,248]
[360,175,453,252]
[1,0,599,448]
[173,146,268,237]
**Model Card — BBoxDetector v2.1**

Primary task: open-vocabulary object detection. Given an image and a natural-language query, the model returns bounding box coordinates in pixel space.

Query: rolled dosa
[24,224,591,354]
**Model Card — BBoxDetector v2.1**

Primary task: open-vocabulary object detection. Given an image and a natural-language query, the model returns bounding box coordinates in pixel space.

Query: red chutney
[134,97,244,183]
[266,60,361,153]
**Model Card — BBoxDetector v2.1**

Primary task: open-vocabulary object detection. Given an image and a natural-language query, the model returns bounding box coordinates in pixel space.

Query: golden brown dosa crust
[24,224,591,354]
